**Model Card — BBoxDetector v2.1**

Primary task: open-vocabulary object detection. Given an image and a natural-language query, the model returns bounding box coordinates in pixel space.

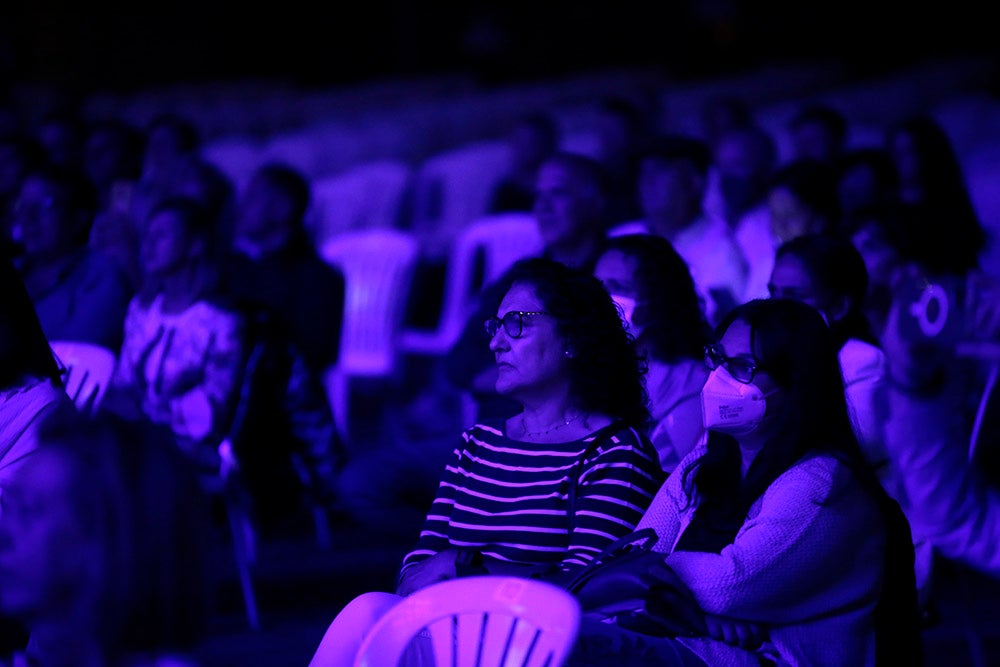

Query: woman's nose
[488,329,509,351]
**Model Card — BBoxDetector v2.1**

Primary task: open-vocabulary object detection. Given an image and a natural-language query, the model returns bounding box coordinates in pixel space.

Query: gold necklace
[520,411,586,438]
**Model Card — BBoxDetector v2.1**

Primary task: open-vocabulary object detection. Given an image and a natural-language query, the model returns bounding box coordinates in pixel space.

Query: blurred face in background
[13,175,80,260]
[593,248,641,336]
[533,160,601,253]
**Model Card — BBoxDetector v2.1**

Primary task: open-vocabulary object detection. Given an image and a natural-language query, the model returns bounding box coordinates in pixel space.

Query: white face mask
[701,366,775,435]
[610,294,637,333]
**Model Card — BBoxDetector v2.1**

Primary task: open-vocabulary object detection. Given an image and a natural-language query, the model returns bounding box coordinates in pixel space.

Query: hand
[882,265,954,392]
[704,613,766,650]
[396,550,459,596]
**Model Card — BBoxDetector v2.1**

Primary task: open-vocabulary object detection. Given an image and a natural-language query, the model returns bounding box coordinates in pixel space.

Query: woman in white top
[768,232,889,479]
[570,298,921,667]
[593,233,712,472]
[106,196,244,463]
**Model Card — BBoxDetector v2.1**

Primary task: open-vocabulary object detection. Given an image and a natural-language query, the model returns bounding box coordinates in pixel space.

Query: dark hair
[774,232,879,349]
[146,194,216,245]
[34,408,212,658]
[680,298,921,664]
[768,157,841,234]
[21,163,99,248]
[252,161,312,227]
[145,112,201,156]
[789,103,849,148]
[514,111,560,153]
[599,233,710,363]
[492,256,650,428]
[681,299,866,519]
[639,133,712,177]
[885,113,986,275]
[0,255,62,388]
[542,151,609,200]
[834,146,901,232]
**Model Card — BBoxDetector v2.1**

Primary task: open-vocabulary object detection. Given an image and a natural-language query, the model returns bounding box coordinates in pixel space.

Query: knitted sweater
[637,445,884,667]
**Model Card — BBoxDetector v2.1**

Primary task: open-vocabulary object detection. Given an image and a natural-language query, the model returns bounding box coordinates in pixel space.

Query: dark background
[2,1,998,95]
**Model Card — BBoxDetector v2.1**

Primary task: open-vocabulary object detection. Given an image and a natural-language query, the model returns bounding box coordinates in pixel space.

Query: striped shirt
[400,419,665,576]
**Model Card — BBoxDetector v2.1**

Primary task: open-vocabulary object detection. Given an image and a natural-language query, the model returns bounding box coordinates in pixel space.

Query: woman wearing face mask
[594,233,712,472]
[570,298,922,667]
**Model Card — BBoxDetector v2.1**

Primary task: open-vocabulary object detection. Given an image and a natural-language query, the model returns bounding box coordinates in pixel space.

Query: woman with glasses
[570,297,922,667]
[307,257,665,666]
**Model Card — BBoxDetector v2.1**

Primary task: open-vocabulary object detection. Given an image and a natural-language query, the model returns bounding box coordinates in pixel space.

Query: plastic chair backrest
[308,160,412,246]
[400,212,543,356]
[409,140,512,262]
[49,340,117,416]
[353,576,582,667]
[319,228,421,378]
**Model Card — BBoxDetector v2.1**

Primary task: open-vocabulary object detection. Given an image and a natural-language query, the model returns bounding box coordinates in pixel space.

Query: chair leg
[225,491,261,632]
[312,506,333,550]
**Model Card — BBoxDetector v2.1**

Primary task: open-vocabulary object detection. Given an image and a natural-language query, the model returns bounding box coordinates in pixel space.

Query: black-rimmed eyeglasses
[704,344,761,384]
[484,311,550,339]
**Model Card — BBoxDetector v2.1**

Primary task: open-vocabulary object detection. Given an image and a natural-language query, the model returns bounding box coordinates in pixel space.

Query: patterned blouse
[111,294,245,445]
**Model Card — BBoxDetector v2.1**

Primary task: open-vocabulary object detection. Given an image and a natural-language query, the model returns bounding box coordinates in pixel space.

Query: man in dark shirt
[221,162,346,532]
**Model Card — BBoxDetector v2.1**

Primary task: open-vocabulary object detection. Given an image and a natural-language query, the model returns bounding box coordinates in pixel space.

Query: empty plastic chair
[318,229,421,447]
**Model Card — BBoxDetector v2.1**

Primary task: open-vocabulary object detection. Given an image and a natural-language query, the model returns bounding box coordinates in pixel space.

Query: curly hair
[491,256,650,428]
[598,233,710,363]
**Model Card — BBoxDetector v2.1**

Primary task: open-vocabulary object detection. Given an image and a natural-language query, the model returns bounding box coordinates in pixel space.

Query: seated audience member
[488,111,560,214]
[104,196,245,467]
[705,123,779,302]
[219,161,345,528]
[743,157,840,302]
[83,118,147,293]
[31,108,86,173]
[0,132,46,260]
[594,233,711,472]
[11,164,132,351]
[834,146,901,233]
[129,112,203,228]
[309,257,666,666]
[444,151,612,423]
[786,102,849,165]
[570,298,921,667]
[876,262,1000,609]
[608,134,748,325]
[591,95,652,228]
[768,233,888,477]
[0,408,213,667]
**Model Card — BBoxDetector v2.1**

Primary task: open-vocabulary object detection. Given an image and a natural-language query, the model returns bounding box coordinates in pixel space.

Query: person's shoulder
[606,220,650,238]
[840,338,887,377]
[773,452,867,504]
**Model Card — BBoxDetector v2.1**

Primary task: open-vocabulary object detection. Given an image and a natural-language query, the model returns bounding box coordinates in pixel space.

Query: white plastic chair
[318,229,421,447]
[399,212,543,357]
[49,340,117,416]
[348,576,581,667]
[307,159,413,247]
[408,139,512,262]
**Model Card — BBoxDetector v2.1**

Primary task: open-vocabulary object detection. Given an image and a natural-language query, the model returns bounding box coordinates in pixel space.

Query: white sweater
[637,446,884,667]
